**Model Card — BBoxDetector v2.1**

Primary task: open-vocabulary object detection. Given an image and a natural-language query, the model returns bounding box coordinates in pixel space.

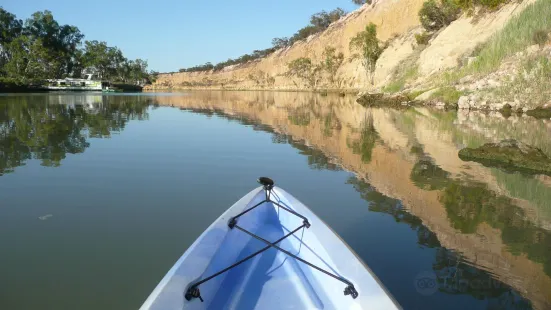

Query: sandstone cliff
[146,0,545,107]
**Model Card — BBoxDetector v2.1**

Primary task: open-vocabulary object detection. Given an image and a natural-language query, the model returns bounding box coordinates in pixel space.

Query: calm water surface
[1,92,550,309]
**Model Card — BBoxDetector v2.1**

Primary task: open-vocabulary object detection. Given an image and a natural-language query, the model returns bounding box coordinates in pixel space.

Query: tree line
[178,2,375,74]
[0,8,157,85]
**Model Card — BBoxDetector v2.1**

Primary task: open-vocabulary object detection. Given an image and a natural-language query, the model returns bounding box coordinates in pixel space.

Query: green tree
[351,0,373,5]
[3,35,60,82]
[349,23,382,85]
[82,40,125,80]
[322,46,344,86]
[0,8,24,76]
[310,8,346,30]
[286,57,322,89]
[0,7,152,84]
[0,7,23,69]
[24,10,84,77]
[418,0,460,32]
[271,37,289,49]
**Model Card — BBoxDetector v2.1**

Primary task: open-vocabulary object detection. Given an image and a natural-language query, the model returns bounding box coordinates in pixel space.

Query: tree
[0,8,23,44]
[0,7,152,84]
[310,8,346,30]
[349,23,383,85]
[271,37,289,49]
[0,8,24,75]
[147,71,159,84]
[322,46,344,86]
[3,35,59,81]
[290,25,319,44]
[418,0,460,31]
[352,0,373,5]
[82,40,126,80]
[24,10,84,77]
[286,57,322,88]
[289,8,348,45]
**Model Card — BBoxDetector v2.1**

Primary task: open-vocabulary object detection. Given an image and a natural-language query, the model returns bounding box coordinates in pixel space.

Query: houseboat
[44,74,103,91]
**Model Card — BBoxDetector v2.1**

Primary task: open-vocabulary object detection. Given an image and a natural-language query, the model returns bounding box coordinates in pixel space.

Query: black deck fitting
[344,285,358,299]
[258,177,274,190]
[228,217,237,229]
[185,287,204,302]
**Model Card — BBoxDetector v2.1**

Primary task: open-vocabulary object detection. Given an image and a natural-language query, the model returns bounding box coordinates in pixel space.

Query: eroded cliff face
[147,0,534,92]
[149,0,426,90]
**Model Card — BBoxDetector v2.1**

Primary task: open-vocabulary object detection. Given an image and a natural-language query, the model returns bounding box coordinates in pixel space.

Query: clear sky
[3,0,360,72]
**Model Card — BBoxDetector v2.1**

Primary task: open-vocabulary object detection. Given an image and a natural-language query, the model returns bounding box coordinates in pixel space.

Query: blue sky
[3,0,359,72]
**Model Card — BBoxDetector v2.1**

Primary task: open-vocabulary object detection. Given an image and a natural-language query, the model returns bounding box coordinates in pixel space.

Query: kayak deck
[141,184,399,310]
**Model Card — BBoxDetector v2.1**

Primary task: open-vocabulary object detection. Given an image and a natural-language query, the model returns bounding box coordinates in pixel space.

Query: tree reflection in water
[0,95,151,175]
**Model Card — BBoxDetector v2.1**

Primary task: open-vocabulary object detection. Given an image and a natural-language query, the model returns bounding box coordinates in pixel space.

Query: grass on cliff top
[470,0,551,74]
[437,0,551,85]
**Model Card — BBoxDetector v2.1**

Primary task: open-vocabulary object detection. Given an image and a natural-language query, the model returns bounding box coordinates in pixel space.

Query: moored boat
[140,178,400,309]
[44,74,102,91]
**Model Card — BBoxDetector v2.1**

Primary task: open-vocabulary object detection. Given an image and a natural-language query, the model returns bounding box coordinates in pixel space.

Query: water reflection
[0,94,150,175]
[348,176,531,308]
[2,91,551,309]
[347,114,379,164]
[152,91,551,309]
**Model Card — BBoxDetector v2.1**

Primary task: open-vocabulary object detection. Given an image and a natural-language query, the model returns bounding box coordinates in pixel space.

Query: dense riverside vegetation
[0,8,157,86]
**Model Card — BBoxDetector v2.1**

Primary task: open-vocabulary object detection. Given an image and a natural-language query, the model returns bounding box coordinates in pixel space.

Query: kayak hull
[140,186,400,310]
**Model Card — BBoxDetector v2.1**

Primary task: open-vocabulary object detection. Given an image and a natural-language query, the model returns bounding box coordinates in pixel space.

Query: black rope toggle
[185,177,358,302]
[344,285,359,299]
[184,287,203,302]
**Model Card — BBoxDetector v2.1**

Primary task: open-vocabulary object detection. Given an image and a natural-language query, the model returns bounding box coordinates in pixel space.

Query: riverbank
[146,0,550,112]
[0,81,144,93]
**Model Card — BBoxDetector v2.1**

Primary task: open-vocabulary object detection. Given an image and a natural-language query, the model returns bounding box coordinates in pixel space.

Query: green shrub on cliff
[286,57,322,88]
[352,0,373,5]
[415,32,432,45]
[419,0,460,31]
[322,46,344,86]
[350,23,383,85]
[429,86,463,108]
[533,29,549,47]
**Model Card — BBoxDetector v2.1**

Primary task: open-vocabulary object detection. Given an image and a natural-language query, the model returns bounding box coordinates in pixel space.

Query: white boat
[140,178,400,310]
[44,74,102,91]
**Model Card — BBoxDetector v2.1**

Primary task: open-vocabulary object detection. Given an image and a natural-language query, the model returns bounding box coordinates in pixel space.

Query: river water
[0,92,550,310]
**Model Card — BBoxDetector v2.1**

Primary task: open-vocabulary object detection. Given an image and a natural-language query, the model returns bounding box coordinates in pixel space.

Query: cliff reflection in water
[1,91,550,308]
[155,91,551,309]
[0,94,151,175]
